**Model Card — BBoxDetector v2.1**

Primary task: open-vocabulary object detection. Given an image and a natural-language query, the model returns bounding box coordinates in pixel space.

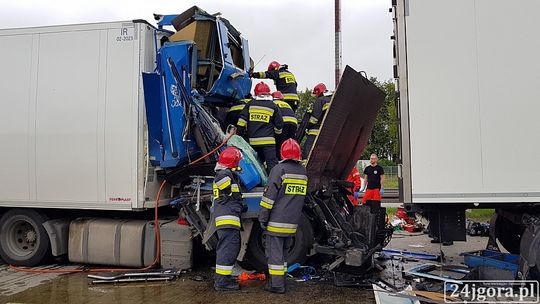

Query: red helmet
[218,147,242,169]
[312,83,327,97]
[280,139,302,161]
[271,91,284,100]
[254,82,271,96]
[267,61,280,71]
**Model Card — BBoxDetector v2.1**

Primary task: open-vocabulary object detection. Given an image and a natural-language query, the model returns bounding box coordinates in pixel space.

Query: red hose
[10,131,236,274]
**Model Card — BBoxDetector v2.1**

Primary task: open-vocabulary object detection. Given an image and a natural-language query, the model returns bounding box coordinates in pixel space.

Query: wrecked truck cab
[143,6,252,169]
[158,6,252,103]
[145,7,391,272]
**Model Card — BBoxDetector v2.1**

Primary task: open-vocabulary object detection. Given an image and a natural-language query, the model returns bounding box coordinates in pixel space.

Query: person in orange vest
[346,166,362,206]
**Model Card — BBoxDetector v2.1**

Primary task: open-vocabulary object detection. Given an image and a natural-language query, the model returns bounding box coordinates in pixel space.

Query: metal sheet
[307,66,386,190]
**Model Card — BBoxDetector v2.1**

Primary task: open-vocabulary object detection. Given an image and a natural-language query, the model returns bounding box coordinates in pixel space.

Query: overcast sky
[0,0,393,91]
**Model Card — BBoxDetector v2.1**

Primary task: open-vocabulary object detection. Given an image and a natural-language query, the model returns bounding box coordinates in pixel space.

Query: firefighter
[237,82,283,172]
[212,146,244,291]
[224,95,251,128]
[346,166,362,206]
[258,139,307,294]
[251,61,299,111]
[302,83,331,159]
[272,91,298,158]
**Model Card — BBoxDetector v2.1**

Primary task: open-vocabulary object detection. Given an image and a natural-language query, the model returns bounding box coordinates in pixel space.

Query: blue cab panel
[143,41,201,168]
[203,19,252,104]
[142,72,163,167]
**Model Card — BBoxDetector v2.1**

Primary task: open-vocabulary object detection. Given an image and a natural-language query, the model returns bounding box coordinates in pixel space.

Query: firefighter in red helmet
[237,82,283,172]
[259,139,307,294]
[302,83,331,159]
[251,61,300,111]
[272,91,298,158]
[212,147,245,291]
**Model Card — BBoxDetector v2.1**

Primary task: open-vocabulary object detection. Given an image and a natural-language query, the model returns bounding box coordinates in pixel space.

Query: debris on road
[379,249,440,261]
[466,221,490,237]
[404,263,468,284]
[461,250,519,280]
[88,269,182,285]
[237,272,266,282]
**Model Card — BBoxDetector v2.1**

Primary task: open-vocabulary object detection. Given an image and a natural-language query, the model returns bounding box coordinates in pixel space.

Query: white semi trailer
[393,0,540,277]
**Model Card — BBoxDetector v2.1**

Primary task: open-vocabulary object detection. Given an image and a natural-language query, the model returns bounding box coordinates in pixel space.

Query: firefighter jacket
[274,100,298,126]
[306,95,331,136]
[236,95,283,147]
[212,166,243,230]
[225,98,251,127]
[258,160,308,237]
[253,67,299,108]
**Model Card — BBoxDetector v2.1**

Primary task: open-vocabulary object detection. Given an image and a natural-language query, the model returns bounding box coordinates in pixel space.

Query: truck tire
[0,209,51,266]
[495,215,524,254]
[244,215,314,271]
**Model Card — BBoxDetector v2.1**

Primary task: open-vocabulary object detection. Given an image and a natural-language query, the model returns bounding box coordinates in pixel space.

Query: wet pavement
[1,271,374,304]
[0,234,488,304]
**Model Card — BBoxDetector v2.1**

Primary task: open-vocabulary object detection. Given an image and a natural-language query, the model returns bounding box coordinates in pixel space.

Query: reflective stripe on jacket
[253,67,299,107]
[258,160,308,236]
[307,95,331,132]
[212,169,243,230]
[274,100,298,125]
[236,96,283,146]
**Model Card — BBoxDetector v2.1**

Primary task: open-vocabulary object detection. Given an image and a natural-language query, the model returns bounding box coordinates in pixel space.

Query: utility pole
[334,0,342,87]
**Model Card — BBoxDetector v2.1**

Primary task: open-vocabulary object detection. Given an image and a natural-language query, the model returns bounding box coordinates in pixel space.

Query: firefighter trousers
[254,145,278,172]
[215,228,240,286]
[265,234,293,289]
[302,134,317,159]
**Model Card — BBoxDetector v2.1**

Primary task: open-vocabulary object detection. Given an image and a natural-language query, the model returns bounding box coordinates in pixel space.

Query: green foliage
[297,80,399,164]
[466,209,495,222]
[360,78,399,162]
[296,88,315,120]
[378,159,395,167]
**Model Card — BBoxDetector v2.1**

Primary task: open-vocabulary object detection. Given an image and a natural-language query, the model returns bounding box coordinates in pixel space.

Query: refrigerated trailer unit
[0,21,160,211]
[393,0,540,277]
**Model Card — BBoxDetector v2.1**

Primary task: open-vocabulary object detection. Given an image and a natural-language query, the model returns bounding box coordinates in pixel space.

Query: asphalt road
[0,233,489,304]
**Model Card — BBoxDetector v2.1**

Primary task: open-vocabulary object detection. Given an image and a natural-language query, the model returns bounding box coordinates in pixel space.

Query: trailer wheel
[0,209,51,266]
[495,215,524,254]
[244,215,313,271]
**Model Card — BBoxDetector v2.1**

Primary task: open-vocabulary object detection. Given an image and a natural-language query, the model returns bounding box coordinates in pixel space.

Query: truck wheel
[245,215,314,271]
[495,215,524,254]
[0,209,51,266]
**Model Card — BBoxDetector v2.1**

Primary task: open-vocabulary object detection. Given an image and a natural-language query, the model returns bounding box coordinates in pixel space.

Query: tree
[296,89,315,120]
[360,78,399,162]
[297,80,398,163]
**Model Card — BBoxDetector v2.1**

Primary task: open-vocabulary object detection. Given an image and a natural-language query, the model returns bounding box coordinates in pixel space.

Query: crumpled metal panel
[307,66,386,191]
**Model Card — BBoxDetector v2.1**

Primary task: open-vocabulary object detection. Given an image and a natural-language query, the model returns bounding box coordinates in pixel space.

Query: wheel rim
[4,219,39,258]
